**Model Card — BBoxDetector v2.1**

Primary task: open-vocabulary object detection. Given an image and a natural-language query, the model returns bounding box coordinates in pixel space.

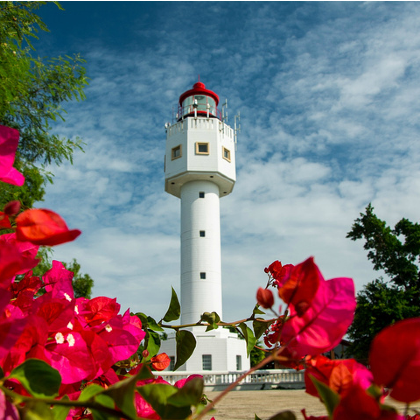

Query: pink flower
[281,261,356,358]
[0,125,24,186]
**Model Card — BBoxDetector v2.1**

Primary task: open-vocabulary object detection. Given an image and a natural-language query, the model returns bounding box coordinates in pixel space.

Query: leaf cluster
[0,1,88,209]
[346,204,420,361]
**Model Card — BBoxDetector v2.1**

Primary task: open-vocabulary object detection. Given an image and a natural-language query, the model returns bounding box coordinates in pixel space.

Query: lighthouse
[161,81,249,373]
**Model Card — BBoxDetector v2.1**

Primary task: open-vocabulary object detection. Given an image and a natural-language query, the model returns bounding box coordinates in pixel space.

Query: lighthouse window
[202,354,212,370]
[236,355,242,370]
[223,147,231,162]
[171,145,182,160]
[196,142,209,155]
[199,192,205,198]
[200,272,206,280]
[200,230,205,237]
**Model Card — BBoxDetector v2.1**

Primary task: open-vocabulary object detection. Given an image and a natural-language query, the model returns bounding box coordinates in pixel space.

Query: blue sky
[34,2,420,323]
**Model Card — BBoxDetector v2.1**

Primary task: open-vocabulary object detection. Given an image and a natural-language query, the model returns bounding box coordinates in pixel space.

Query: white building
[160,81,250,372]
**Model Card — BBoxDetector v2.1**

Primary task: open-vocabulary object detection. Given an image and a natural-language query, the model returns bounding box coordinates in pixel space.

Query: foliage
[0,1,88,210]
[346,204,420,360]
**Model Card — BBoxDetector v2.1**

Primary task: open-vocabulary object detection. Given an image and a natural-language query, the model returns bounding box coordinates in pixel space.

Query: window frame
[195,142,209,155]
[222,146,231,162]
[171,144,182,160]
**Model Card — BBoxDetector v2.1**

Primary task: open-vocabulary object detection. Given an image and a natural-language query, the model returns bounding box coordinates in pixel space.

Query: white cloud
[39,2,420,323]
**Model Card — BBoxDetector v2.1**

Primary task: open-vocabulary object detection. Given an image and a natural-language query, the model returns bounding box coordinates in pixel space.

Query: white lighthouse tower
[161,81,249,373]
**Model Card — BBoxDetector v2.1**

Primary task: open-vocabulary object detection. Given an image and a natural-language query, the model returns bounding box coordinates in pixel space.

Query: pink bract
[0,125,25,186]
[282,273,356,357]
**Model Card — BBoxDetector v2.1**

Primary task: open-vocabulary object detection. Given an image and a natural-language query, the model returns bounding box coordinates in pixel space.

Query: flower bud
[142,349,149,359]
[256,287,274,309]
[4,200,20,216]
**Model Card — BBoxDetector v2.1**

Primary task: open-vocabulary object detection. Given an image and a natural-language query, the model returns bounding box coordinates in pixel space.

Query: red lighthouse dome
[178,80,220,120]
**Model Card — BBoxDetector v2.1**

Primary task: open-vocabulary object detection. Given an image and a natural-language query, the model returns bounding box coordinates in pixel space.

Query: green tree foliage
[0,2,93,297]
[346,204,420,361]
[64,258,94,299]
[0,1,88,209]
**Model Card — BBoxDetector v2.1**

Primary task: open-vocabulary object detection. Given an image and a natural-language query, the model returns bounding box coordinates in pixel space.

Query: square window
[200,272,206,280]
[199,192,205,198]
[223,146,231,162]
[202,354,212,370]
[200,230,205,237]
[196,142,209,155]
[171,145,182,160]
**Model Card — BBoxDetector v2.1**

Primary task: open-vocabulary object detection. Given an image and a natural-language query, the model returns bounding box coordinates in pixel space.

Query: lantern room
[178,81,221,120]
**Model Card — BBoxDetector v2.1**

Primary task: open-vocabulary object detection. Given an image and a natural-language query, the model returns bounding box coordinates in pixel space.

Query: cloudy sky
[35,2,420,323]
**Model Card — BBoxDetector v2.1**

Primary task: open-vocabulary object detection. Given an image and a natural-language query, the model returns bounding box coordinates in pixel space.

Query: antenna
[222,99,228,123]
[234,111,241,150]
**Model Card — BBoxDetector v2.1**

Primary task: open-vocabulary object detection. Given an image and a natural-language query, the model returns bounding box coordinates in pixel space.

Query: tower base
[159,327,250,372]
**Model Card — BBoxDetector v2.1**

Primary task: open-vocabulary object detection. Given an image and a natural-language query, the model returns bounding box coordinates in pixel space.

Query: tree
[346,204,420,361]
[0,2,93,296]
[64,258,94,298]
[0,1,88,210]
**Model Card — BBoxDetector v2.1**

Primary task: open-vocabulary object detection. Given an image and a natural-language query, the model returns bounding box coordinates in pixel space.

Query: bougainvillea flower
[151,353,171,371]
[1,315,49,375]
[0,240,39,287]
[45,329,96,384]
[256,287,274,309]
[0,299,27,363]
[174,374,203,389]
[282,275,356,358]
[16,208,81,246]
[278,257,321,316]
[0,212,11,229]
[332,384,404,420]
[305,355,373,398]
[370,318,420,403]
[0,125,24,186]
[43,260,74,300]
[0,389,19,420]
[77,296,121,327]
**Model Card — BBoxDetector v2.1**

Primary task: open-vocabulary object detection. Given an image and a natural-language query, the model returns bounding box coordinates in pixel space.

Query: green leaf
[201,311,220,331]
[167,377,204,407]
[239,323,257,357]
[253,319,270,340]
[268,411,297,420]
[255,415,263,420]
[163,287,181,322]
[137,383,192,420]
[309,375,340,418]
[9,359,61,398]
[50,397,71,420]
[174,330,196,371]
[0,365,3,379]
[20,400,54,420]
[253,304,265,315]
[147,316,164,332]
[79,384,105,402]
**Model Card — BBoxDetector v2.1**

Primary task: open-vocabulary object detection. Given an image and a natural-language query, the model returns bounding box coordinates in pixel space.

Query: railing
[156,369,305,391]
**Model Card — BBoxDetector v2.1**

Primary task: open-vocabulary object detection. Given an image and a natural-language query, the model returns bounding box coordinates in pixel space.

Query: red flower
[305,355,373,398]
[151,353,171,371]
[278,258,321,316]
[256,287,274,308]
[16,209,81,246]
[370,318,420,403]
[0,125,24,186]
